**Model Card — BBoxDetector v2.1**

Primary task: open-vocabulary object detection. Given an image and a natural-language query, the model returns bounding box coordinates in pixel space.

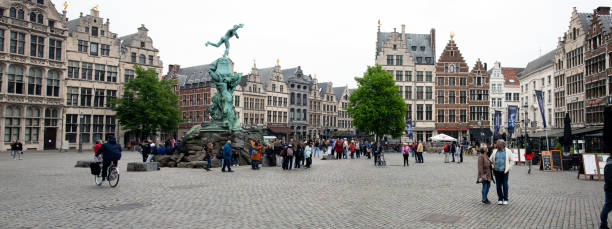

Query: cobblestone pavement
[0,150,605,228]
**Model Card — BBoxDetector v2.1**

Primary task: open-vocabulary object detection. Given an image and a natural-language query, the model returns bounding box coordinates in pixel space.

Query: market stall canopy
[429,134,457,142]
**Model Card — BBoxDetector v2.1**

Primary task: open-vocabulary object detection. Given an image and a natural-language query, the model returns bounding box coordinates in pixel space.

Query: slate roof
[597,14,612,35]
[376,32,435,65]
[175,64,211,87]
[255,67,275,86]
[333,86,347,102]
[66,18,80,34]
[517,50,555,78]
[578,13,594,31]
[282,67,312,84]
[318,82,329,96]
[115,33,137,46]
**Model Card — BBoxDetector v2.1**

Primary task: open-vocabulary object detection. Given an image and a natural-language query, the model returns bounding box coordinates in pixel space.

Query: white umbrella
[429,134,457,142]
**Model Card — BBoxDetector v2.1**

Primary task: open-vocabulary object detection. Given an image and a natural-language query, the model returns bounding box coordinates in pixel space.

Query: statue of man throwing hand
[205,24,244,57]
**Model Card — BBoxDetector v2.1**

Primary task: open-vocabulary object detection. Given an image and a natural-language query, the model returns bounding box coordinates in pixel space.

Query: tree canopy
[347,65,406,139]
[112,66,182,139]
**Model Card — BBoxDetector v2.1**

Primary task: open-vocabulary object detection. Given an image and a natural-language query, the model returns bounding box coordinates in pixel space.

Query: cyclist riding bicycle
[94,137,122,182]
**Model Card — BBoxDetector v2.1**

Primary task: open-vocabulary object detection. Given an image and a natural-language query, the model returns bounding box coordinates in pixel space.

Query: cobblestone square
[0,151,604,228]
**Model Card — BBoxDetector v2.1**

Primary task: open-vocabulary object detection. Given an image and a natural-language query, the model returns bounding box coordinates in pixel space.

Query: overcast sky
[57,0,607,88]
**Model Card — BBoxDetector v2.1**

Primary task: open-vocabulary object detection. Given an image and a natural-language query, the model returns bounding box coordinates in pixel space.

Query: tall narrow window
[25,107,40,143]
[0,29,5,51]
[80,88,92,107]
[8,65,24,94]
[94,64,105,81]
[81,62,93,80]
[49,39,61,60]
[106,90,116,108]
[5,106,21,142]
[124,69,134,82]
[30,35,44,57]
[67,87,79,106]
[148,55,153,65]
[10,31,25,54]
[139,54,146,64]
[437,109,445,122]
[106,66,117,82]
[131,53,136,63]
[94,89,105,107]
[65,114,78,143]
[90,42,98,56]
[27,68,42,95]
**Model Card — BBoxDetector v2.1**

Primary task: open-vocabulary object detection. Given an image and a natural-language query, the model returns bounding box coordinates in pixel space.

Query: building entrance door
[44,127,57,150]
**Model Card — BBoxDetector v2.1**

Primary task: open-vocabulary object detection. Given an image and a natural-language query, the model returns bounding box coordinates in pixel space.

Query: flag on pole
[535,90,547,128]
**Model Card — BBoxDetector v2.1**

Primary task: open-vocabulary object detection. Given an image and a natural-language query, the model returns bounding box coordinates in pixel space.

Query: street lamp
[78,112,83,153]
[523,104,529,146]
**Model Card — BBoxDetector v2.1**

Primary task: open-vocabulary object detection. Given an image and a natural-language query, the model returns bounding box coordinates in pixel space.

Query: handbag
[215,149,223,159]
[476,177,483,184]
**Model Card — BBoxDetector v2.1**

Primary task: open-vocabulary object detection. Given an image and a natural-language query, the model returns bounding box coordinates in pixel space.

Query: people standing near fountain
[250,140,262,170]
[203,143,213,171]
[222,140,233,172]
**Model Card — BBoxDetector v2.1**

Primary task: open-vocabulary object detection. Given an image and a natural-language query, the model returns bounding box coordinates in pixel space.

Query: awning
[572,126,603,135]
[268,127,292,134]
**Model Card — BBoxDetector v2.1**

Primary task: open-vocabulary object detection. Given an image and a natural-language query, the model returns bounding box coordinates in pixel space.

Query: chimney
[596,6,610,15]
[393,28,396,33]
[430,28,436,62]
[484,63,487,71]
[401,24,405,41]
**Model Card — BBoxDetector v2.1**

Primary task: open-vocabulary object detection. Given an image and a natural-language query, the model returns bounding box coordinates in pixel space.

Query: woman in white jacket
[489,139,514,205]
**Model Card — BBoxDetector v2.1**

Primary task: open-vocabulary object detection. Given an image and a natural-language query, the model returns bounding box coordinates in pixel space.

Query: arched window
[138,54,145,64]
[46,71,59,97]
[8,65,24,94]
[25,107,40,143]
[27,68,42,95]
[37,14,43,24]
[17,9,24,20]
[5,106,21,142]
[10,7,16,18]
[29,12,36,22]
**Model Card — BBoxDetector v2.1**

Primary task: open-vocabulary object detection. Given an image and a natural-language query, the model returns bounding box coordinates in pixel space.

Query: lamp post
[478,120,483,144]
[523,104,529,146]
[78,112,83,153]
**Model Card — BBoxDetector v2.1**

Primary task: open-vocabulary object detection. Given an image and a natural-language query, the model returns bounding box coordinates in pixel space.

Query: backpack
[444,144,449,152]
[287,147,294,156]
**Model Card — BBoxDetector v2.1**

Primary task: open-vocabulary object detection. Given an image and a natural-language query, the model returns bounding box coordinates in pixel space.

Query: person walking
[250,140,263,170]
[343,138,349,159]
[525,143,534,174]
[373,141,382,166]
[10,140,23,160]
[600,153,612,229]
[416,140,424,163]
[295,142,304,169]
[222,140,233,172]
[304,141,312,168]
[141,140,151,162]
[477,146,494,204]
[402,143,410,167]
[285,144,294,170]
[490,139,513,205]
[355,140,361,159]
[314,140,321,158]
[349,140,356,159]
[335,138,344,160]
[451,141,457,162]
[203,143,213,171]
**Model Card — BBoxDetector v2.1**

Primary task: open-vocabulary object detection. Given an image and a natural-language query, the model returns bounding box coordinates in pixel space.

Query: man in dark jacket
[95,138,122,182]
[10,140,23,160]
[222,140,233,172]
[141,141,151,162]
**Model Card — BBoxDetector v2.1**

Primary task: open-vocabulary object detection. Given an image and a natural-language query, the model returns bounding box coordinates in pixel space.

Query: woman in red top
[94,140,103,160]
[524,143,534,174]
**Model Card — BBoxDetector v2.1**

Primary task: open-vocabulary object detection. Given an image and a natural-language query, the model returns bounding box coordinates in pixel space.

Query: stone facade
[553,7,591,129]
[240,63,267,129]
[0,0,66,150]
[375,24,437,142]
[284,66,312,140]
[487,62,524,136]
[334,86,353,136]
[308,76,322,138]
[64,8,163,150]
[518,50,555,134]
[318,81,338,138]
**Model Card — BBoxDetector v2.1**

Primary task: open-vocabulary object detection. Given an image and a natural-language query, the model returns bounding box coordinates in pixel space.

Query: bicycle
[93,161,120,187]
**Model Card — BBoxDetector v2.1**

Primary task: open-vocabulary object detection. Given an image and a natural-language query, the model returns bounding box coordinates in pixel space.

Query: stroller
[377,153,387,167]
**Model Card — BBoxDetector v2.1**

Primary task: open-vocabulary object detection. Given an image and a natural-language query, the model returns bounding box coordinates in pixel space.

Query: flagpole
[545,127,550,151]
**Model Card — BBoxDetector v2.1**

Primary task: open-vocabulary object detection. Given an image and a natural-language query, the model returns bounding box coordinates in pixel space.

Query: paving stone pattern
[0,151,605,228]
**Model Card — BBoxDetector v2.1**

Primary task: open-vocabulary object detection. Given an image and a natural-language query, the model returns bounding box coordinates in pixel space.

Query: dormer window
[420,46,425,51]
[411,46,417,51]
[91,26,98,36]
[393,44,397,50]
[140,42,145,48]
[450,51,454,56]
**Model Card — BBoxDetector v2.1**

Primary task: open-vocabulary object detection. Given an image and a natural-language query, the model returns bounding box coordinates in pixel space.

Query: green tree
[347,65,406,139]
[112,66,182,139]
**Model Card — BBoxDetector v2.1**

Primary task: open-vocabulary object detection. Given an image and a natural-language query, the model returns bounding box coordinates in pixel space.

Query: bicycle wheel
[108,167,120,187]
